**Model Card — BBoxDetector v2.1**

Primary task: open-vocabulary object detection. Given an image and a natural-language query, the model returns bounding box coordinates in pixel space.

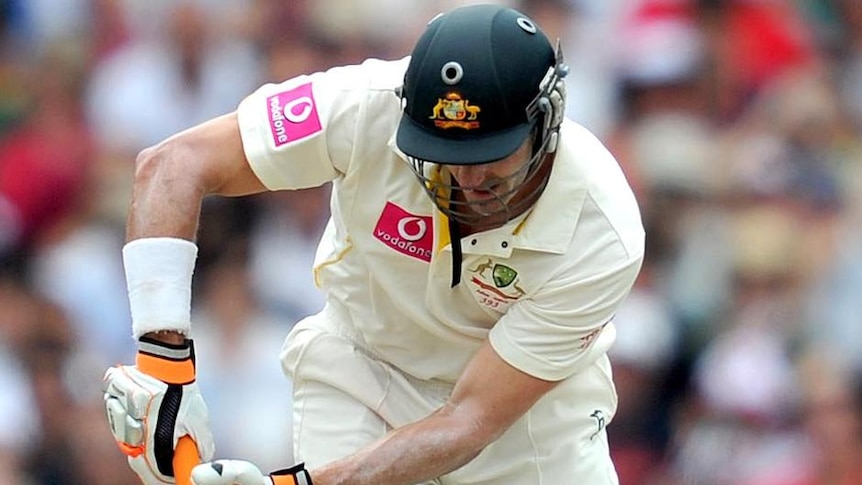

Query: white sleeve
[489,255,642,381]
[489,191,645,381]
[235,58,406,191]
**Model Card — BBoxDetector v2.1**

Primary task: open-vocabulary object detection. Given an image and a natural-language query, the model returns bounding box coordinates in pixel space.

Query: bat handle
[174,435,200,485]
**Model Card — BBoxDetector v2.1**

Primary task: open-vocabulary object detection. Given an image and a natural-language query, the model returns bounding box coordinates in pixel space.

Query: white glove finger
[103,394,126,437]
[104,373,153,423]
[102,366,119,387]
[125,415,144,445]
[104,395,144,445]
[103,368,132,400]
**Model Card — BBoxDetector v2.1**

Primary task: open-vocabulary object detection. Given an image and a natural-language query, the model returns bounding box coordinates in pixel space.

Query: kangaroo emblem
[469,258,494,277]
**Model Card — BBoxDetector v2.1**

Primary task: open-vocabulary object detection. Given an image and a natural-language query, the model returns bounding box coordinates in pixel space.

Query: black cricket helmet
[396,4,568,225]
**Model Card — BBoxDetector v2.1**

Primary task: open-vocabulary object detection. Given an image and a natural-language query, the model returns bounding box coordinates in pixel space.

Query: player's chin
[470,200,509,218]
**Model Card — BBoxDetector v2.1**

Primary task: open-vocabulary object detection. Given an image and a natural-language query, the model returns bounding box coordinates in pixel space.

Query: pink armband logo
[374,202,433,263]
[267,83,322,147]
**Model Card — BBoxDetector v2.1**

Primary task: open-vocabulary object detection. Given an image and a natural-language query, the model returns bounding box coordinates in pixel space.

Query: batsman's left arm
[310,339,558,484]
[190,339,557,485]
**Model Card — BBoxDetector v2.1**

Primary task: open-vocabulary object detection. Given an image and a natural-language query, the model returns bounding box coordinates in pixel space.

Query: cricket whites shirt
[236,57,645,384]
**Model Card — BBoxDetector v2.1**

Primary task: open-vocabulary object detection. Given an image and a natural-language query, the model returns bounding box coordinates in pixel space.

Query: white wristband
[123,237,198,339]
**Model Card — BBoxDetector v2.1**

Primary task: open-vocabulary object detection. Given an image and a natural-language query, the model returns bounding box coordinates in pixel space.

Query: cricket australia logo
[429,92,481,130]
[468,258,525,311]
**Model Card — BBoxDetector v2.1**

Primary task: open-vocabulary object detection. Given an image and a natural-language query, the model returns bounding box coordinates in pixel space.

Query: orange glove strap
[136,352,195,385]
[271,476,299,485]
[136,338,196,385]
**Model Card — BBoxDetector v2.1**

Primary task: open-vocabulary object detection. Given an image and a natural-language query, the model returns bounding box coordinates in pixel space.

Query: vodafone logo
[283,96,314,123]
[374,202,433,263]
[266,83,322,147]
[397,217,427,242]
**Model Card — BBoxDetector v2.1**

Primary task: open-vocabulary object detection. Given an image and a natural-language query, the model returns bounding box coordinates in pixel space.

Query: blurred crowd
[0,0,860,484]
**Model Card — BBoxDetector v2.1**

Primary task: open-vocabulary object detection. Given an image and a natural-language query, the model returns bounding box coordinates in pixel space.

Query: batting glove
[104,337,215,484]
[191,460,312,485]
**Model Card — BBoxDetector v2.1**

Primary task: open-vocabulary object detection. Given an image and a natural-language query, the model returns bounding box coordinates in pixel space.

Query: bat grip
[174,435,200,485]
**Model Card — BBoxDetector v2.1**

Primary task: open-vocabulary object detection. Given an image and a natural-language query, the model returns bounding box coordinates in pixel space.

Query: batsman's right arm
[107,111,271,484]
[127,111,267,242]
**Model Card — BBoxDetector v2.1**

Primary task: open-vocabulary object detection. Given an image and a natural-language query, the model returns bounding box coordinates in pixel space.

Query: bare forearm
[126,143,205,242]
[313,406,487,485]
[123,114,263,342]
[125,112,265,242]
[141,330,187,345]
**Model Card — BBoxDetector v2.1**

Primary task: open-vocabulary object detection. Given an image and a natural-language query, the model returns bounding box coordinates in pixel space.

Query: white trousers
[280,312,621,485]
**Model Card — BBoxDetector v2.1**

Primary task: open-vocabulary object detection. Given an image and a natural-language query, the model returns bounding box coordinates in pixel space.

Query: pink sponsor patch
[374,202,433,263]
[266,83,322,147]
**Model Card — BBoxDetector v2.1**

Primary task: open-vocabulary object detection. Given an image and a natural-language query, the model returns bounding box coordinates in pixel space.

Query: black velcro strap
[138,337,193,360]
[154,384,183,477]
[271,462,313,485]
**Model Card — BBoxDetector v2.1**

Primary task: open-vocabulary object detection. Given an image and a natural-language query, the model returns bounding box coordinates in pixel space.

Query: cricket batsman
[103,4,644,484]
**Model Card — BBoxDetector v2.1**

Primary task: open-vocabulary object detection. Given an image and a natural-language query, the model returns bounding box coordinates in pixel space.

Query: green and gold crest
[492,264,518,288]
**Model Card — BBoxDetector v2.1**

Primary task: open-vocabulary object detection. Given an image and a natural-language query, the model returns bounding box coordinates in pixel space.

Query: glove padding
[192,460,312,485]
[104,337,215,484]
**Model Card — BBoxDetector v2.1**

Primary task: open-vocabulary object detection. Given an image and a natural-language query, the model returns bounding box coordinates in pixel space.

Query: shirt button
[471,239,478,245]
[501,241,509,248]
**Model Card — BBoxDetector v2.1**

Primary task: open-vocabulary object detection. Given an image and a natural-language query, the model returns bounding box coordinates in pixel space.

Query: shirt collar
[509,123,586,254]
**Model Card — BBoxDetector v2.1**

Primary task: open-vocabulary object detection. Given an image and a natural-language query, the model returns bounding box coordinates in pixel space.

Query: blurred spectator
[695,0,819,123]
[89,0,133,61]
[615,0,705,100]
[0,272,136,485]
[19,293,81,485]
[0,276,38,484]
[837,0,862,131]
[725,66,858,374]
[306,0,433,61]
[0,45,93,259]
[628,115,735,352]
[730,350,862,485]
[792,351,862,485]
[805,223,862,372]
[1,0,90,58]
[667,204,811,485]
[114,0,257,43]
[608,251,680,485]
[607,0,734,354]
[0,41,136,366]
[85,0,262,156]
[249,188,329,322]
[30,223,134,367]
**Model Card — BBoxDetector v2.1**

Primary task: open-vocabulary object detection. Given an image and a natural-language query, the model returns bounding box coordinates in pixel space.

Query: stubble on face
[446,138,533,212]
